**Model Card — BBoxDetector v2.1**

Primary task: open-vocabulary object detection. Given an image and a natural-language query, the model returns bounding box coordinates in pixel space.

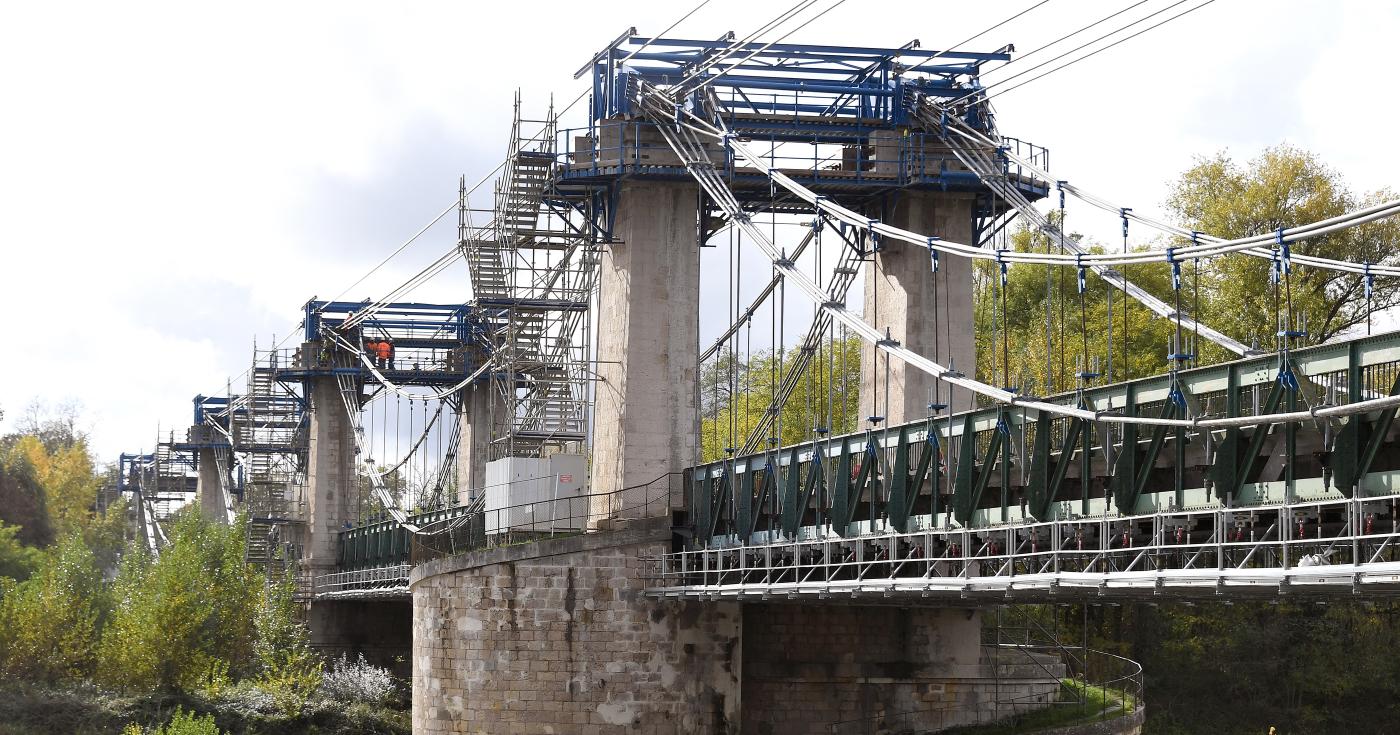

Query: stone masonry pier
[410,519,1062,734]
[411,518,742,734]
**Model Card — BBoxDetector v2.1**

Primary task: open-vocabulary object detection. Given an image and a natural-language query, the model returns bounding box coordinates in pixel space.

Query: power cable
[986,0,1220,100]
[905,0,1055,76]
[976,0,1149,81]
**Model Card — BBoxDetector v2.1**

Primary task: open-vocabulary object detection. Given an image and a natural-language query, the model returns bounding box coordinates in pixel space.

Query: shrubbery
[0,507,411,734]
[96,514,261,692]
[0,533,106,681]
[321,653,398,706]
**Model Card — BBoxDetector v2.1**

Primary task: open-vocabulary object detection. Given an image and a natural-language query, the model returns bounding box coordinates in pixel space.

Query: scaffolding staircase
[225,348,309,579]
[459,93,597,460]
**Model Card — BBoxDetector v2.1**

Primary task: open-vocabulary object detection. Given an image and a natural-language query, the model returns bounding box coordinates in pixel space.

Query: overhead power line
[905,0,1055,76]
[976,0,1150,80]
[986,0,1221,100]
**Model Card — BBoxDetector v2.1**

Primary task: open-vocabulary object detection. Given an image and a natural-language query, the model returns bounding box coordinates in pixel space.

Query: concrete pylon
[860,191,976,426]
[455,382,496,505]
[305,375,356,571]
[195,446,227,523]
[590,180,701,519]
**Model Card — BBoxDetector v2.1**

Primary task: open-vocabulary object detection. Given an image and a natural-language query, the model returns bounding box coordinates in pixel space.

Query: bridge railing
[313,564,412,599]
[334,472,679,580]
[647,490,1400,600]
[556,120,1013,192]
[825,645,1141,735]
[411,473,677,563]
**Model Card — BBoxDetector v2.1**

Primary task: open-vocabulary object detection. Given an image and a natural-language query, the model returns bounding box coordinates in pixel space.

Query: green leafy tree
[97,512,262,692]
[252,575,322,717]
[699,336,863,462]
[0,521,42,582]
[0,534,106,681]
[1166,144,1400,344]
[973,222,1182,395]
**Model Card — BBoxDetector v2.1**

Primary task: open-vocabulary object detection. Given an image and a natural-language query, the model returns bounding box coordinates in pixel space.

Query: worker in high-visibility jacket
[378,340,394,370]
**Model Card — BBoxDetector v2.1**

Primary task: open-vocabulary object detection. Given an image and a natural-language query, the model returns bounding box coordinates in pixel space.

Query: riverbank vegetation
[0,405,407,735]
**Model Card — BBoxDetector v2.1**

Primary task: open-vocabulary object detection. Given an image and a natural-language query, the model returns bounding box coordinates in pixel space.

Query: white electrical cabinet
[483,454,588,535]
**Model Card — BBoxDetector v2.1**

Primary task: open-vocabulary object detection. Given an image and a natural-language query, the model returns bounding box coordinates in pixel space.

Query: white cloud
[1,0,1395,459]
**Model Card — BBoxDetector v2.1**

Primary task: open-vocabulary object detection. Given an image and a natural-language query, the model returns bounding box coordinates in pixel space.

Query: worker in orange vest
[365,339,382,368]
[378,340,394,370]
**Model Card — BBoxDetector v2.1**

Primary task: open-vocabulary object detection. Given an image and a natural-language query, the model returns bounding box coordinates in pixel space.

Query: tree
[0,521,42,582]
[97,512,262,692]
[0,443,53,547]
[1166,145,1400,344]
[8,434,102,540]
[973,221,1183,395]
[13,399,87,453]
[699,336,863,462]
[0,534,106,681]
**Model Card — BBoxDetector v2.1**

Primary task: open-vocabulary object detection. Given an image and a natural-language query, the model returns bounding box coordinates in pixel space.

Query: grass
[939,679,1138,735]
[0,682,410,735]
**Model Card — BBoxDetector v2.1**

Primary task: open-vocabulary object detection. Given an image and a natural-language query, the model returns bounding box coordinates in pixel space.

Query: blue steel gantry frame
[560,34,1048,232]
[128,300,496,517]
[299,299,492,388]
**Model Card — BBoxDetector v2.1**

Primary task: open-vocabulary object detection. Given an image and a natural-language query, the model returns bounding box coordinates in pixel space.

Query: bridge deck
[648,491,1400,602]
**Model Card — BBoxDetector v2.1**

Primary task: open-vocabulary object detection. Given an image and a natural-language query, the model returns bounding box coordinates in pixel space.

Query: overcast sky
[1,0,1395,461]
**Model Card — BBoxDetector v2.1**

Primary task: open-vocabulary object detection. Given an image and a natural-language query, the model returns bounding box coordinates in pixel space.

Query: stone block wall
[742,604,1061,734]
[412,519,741,734]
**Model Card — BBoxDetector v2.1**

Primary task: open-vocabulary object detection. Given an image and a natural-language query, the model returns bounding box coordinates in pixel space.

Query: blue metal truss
[564,34,1046,216]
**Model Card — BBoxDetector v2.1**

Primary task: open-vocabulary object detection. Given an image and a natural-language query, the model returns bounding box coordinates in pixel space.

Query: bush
[116,707,224,735]
[152,708,221,735]
[0,534,105,681]
[321,654,397,706]
[97,513,262,693]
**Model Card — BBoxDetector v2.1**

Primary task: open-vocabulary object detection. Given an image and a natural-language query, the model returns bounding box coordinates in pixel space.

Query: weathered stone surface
[740,604,1062,734]
[412,519,742,734]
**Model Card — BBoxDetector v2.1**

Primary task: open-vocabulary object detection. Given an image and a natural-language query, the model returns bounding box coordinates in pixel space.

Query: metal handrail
[825,646,1142,735]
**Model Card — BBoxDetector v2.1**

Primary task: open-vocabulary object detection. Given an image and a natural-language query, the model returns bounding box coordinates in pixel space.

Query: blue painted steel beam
[625,37,1012,63]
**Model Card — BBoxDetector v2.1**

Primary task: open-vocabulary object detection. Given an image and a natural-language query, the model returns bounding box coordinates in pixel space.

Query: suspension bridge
[110,8,1400,734]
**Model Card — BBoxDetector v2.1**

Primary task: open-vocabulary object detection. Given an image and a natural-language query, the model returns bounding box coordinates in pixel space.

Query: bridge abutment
[860,191,976,422]
[410,526,1062,734]
[412,518,741,734]
[590,180,702,517]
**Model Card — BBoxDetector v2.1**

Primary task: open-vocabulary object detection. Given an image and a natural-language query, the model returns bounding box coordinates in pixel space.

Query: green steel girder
[1333,345,1364,497]
[1229,374,1288,498]
[830,434,880,537]
[1027,411,1085,521]
[699,465,730,541]
[1026,412,1053,520]
[1210,365,1243,500]
[899,422,941,532]
[829,441,857,533]
[735,465,758,538]
[1115,397,1180,515]
[954,413,1005,525]
[1349,371,1400,495]
[885,427,912,532]
[782,445,825,537]
[1109,386,1139,516]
